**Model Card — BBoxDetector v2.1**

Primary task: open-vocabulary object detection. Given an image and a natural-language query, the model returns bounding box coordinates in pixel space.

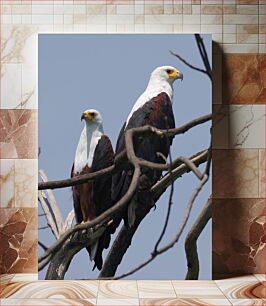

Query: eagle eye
[166,69,173,74]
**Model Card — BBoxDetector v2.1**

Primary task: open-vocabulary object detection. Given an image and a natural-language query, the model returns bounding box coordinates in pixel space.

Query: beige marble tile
[14,159,37,207]
[201,5,223,14]
[32,4,54,15]
[144,5,164,15]
[215,275,259,284]
[201,24,223,33]
[0,274,14,296]
[1,25,38,65]
[237,33,259,44]
[96,299,139,305]
[144,24,174,33]
[87,4,107,15]
[229,105,265,149]
[224,14,258,25]
[1,281,99,299]
[229,300,266,306]
[107,14,133,24]
[236,4,259,14]
[1,64,22,109]
[140,298,232,305]
[32,14,54,24]
[237,25,259,34]
[254,274,266,283]
[98,281,138,299]
[116,4,134,15]
[137,281,176,298]
[21,64,38,109]
[216,281,265,299]
[144,14,182,24]
[1,299,96,305]
[182,24,201,33]
[172,281,225,299]
[201,15,222,24]
[223,25,237,33]
[223,33,237,43]
[0,159,15,208]
[11,274,38,282]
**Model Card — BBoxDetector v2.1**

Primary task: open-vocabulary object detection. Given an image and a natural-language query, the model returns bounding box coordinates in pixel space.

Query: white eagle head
[150,66,183,86]
[81,109,103,127]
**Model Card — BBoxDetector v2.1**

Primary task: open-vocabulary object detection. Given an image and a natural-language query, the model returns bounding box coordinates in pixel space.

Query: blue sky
[38,34,212,280]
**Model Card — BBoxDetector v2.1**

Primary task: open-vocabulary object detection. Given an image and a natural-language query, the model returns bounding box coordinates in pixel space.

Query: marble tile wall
[0,276,265,304]
[0,0,264,285]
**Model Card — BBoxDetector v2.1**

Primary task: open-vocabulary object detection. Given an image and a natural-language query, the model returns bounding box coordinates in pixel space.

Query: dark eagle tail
[90,218,120,271]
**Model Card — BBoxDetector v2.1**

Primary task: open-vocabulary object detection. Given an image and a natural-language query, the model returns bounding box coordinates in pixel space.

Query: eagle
[71,109,115,270]
[112,66,183,225]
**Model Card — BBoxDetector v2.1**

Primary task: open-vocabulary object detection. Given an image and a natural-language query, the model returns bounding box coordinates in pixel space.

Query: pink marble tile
[0,110,37,159]
[213,149,259,198]
[0,208,38,274]
[213,199,266,276]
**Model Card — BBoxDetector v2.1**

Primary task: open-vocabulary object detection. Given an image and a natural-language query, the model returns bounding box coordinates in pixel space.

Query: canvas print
[38,34,212,280]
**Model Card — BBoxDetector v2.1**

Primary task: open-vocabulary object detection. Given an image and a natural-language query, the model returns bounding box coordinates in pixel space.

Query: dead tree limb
[185,197,212,280]
[99,151,208,278]
[101,173,209,280]
[38,113,211,191]
[38,114,211,271]
[41,149,208,277]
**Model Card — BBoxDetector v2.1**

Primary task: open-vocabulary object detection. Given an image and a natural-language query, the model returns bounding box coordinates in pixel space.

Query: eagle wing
[90,135,116,270]
[71,164,85,224]
[112,92,175,206]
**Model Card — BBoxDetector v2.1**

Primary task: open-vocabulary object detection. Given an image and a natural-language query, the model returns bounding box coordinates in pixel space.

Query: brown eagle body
[112,66,183,226]
[72,110,116,271]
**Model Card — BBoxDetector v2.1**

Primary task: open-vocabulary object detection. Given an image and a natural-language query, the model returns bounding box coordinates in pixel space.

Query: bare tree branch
[63,209,75,232]
[39,170,64,237]
[40,149,208,275]
[99,150,208,278]
[170,50,210,77]
[105,174,209,280]
[153,150,175,254]
[38,114,211,191]
[38,241,48,251]
[38,114,211,270]
[38,226,49,230]
[195,34,212,80]
[185,196,212,280]
[38,190,61,239]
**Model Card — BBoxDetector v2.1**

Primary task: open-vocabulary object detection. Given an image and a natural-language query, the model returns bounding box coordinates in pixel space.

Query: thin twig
[170,50,210,78]
[38,241,48,251]
[38,226,49,230]
[153,147,174,253]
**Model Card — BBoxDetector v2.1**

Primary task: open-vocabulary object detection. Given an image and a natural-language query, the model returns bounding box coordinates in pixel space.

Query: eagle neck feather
[74,123,103,174]
[126,78,173,127]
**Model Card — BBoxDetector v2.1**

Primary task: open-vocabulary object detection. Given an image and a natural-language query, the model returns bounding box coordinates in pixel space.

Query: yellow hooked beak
[168,69,183,81]
[81,111,95,122]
